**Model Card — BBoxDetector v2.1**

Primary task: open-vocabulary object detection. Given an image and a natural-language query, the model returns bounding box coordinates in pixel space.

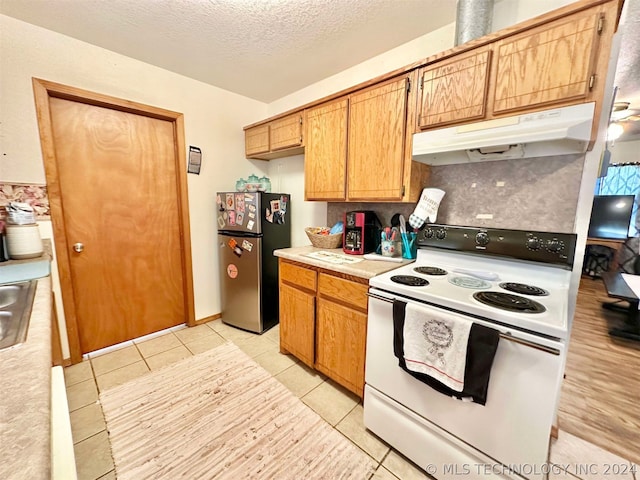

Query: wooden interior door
[33,79,195,362]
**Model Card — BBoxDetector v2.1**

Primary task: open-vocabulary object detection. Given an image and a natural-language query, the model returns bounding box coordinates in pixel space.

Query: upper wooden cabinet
[416,1,615,132]
[243,0,621,176]
[492,7,604,114]
[417,48,492,130]
[305,73,429,202]
[245,124,270,157]
[244,112,304,160]
[347,76,411,200]
[304,98,348,201]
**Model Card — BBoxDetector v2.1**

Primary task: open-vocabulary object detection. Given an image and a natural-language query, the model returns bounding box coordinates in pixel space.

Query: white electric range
[364,224,577,480]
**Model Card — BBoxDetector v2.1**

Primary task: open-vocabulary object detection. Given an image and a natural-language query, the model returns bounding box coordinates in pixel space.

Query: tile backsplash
[0,183,50,220]
[328,155,585,233]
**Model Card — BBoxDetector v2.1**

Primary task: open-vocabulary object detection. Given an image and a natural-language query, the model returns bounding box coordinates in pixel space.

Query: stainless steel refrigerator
[216,191,291,333]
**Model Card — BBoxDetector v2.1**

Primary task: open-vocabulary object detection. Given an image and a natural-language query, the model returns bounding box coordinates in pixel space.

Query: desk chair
[600,238,640,341]
[583,244,615,278]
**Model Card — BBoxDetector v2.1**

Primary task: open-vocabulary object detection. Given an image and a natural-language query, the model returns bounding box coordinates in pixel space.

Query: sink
[0,281,37,351]
[0,285,21,308]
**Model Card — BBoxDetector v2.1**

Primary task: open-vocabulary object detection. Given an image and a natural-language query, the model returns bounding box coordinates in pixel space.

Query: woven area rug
[100,342,377,479]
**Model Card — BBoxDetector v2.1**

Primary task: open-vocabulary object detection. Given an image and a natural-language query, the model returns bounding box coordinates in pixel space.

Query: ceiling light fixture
[607,122,624,141]
[613,101,630,112]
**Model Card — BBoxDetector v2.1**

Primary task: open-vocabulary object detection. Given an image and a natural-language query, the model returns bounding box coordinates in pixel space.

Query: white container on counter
[5,224,44,259]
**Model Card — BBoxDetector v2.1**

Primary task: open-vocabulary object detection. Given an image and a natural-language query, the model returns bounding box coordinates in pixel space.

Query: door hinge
[406,77,411,93]
[589,74,596,90]
[597,16,604,35]
[299,116,303,125]
[401,185,406,197]
[300,135,303,143]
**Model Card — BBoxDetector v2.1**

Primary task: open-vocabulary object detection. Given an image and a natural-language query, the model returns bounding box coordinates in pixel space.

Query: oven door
[364,288,565,480]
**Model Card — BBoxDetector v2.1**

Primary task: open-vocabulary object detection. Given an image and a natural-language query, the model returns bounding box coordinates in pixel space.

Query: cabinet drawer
[280,261,317,291]
[318,273,368,311]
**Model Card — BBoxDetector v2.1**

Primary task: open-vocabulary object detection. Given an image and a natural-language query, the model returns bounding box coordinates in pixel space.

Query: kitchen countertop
[274,246,413,279]
[0,239,52,284]
[0,246,53,480]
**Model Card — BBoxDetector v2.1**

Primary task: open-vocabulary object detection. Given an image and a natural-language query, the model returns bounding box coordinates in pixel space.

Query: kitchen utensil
[398,215,417,259]
[363,253,404,263]
[398,215,407,235]
[401,232,417,260]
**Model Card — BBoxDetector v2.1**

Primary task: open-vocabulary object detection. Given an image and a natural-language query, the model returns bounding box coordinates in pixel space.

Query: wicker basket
[305,227,343,249]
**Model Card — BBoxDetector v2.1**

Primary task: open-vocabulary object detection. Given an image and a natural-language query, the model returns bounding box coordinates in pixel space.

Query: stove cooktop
[369,248,572,339]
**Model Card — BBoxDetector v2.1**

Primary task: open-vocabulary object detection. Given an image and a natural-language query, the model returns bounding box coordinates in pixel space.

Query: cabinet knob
[73,242,84,253]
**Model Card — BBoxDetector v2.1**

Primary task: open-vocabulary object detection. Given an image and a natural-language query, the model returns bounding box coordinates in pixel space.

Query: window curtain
[596,164,640,236]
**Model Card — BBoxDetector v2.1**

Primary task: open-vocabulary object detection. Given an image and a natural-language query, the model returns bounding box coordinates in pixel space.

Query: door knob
[73,242,84,253]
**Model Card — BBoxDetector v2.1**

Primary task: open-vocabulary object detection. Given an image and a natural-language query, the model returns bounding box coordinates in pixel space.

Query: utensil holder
[401,232,417,260]
[381,240,402,257]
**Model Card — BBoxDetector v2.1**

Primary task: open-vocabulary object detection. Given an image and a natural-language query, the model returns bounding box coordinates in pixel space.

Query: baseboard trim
[194,313,221,326]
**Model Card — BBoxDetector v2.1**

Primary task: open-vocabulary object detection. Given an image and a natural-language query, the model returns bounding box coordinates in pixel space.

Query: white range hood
[412,102,596,165]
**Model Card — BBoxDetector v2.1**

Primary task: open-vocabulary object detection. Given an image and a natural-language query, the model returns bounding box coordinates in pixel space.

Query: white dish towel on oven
[403,303,472,392]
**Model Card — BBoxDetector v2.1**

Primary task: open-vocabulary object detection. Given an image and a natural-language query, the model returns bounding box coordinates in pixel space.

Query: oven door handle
[366,292,561,356]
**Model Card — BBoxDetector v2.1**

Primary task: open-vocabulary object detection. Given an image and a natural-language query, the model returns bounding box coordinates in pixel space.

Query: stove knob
[527,237,541,251]
[475,232,489,246]
[424,228,434,239]
[435,229,447,240]
[546,239,563,253]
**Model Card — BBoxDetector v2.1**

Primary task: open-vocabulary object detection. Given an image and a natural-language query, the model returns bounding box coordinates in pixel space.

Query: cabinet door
[493,8,602,114]
[279,283,315,368]
[418,49,491,129]
[347,76,409,201]
[245,124,270,157]
[270,113,303,151]
[315,298,367,397]
[304,99,348,201]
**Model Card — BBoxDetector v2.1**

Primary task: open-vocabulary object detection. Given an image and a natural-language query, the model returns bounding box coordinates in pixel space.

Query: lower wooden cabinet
[315,298,367,396]
[279,282,315,368]
[278,258,369,397]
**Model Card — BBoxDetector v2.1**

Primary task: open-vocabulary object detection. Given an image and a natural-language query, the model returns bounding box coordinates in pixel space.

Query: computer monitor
[587,195,635,240]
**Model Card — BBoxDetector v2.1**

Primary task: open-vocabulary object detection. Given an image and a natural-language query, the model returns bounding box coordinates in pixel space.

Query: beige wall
[0,14,269,358]
[609,139,640,163]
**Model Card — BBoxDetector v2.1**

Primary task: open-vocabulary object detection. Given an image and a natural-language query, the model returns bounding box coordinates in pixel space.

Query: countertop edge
[0,276,52,480]
[274,246,411,279]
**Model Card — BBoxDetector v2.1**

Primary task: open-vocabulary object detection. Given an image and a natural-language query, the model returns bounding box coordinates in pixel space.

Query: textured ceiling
[0,0,456,103]
[1,0,639,140]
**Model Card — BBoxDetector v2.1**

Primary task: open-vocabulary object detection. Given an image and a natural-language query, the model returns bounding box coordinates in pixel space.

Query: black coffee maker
[343,211,381,255]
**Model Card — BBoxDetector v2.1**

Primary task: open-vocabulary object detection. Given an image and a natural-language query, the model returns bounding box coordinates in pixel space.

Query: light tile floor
[64,320,638,480]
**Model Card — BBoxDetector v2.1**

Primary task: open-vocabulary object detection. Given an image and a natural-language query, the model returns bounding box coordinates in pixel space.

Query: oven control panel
[418,224,577,267]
